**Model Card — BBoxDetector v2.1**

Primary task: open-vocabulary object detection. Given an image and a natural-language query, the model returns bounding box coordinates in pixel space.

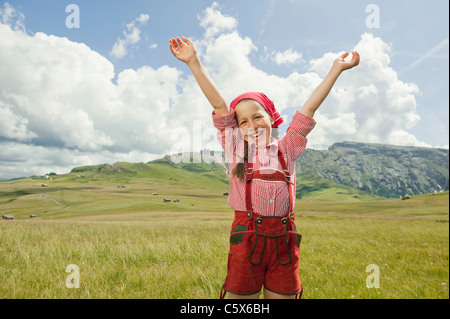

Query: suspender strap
[245,160,254,215]
[245,149,294,216]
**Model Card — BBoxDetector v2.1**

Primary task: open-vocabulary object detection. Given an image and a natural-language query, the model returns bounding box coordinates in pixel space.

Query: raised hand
[333,51,360,72]
[169,36,197,64]
[168,36,228,112]
[300,51,360,118]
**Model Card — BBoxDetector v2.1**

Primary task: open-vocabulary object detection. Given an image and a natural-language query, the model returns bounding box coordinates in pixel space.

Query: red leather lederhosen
[220,149,303,298]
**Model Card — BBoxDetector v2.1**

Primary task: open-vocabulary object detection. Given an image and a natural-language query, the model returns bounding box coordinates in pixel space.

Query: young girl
[169,36,359,299]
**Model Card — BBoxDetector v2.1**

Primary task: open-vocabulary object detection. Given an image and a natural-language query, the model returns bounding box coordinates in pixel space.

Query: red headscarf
[230,92,283,128]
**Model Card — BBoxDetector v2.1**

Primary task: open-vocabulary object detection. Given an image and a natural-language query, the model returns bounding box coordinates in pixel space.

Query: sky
[0,0,448,179]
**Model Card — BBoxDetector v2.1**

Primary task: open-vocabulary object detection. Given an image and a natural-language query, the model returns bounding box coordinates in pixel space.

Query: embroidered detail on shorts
[230,224,247,245]
[293,225,302,245]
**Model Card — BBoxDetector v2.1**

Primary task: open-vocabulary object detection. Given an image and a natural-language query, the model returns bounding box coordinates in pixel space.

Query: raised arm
[169,36,229,115]
[300,51,360,118]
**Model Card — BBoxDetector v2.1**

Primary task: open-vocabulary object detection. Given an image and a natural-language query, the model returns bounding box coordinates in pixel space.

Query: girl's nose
[248,120,256,130]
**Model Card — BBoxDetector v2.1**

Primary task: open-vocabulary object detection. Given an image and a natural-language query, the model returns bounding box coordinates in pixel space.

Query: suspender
[245,149,294,218]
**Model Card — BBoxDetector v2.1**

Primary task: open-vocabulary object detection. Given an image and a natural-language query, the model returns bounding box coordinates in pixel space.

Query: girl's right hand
[169,36,197,64]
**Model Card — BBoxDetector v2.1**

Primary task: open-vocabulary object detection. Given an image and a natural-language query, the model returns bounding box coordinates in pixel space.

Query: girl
[169,36,359,299]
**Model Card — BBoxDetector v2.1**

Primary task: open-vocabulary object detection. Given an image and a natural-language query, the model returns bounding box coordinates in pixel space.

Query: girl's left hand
[333,51,360,72]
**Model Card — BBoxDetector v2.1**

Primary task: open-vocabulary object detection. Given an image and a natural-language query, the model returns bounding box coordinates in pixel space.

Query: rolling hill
[0,155,383,220]
[1,142,448,220]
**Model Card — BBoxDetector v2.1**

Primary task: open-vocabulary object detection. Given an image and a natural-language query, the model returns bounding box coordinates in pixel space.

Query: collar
[248,137,279,160]
[248,136,278,149]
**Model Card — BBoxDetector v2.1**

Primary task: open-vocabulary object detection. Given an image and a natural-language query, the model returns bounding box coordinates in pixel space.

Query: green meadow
[0,162,448,298]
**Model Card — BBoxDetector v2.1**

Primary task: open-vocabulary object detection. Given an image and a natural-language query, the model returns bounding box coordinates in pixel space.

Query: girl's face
[234,99,274,146]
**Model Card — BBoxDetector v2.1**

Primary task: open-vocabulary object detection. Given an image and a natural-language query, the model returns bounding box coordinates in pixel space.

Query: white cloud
[0,2,25,32]
[0,142,161,179]
[387,130,430,148]
[195,12,425,149]
[305,33,426,149]
[273,49,304,65]
[263,47,305,65]
[1,23,117,151]
[198,2,237,38]
[0,3,432,178]
[109,14,149,59]
[135,14,150,24]
[0,101,37,141]
[0,20,183,178]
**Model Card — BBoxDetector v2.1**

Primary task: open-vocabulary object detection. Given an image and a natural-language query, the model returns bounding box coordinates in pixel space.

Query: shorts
[221,211,303,297]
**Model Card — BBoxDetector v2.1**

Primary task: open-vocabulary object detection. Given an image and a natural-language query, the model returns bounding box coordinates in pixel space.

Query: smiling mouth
[248,130,264,139]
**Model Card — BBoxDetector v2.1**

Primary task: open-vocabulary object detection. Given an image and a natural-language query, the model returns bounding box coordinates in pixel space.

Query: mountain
[295,141,449,198]
[3,142,447,220]
[5,142,447,202]
[157,142,449,199]
[150,152,382,201]
[149,142,449,199]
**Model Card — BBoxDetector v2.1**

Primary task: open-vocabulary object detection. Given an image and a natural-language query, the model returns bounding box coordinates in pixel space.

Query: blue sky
[0,0,448,178]
[18,1,449,80]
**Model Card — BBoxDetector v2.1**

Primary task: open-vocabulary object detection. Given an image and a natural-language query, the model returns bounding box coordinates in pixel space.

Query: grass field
[0,165,448,299]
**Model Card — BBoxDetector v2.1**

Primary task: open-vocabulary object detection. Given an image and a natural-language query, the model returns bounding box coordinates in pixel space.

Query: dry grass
[1,193,448,299]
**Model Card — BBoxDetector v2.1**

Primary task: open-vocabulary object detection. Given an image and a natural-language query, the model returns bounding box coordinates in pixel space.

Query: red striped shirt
[212,108,316,216]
